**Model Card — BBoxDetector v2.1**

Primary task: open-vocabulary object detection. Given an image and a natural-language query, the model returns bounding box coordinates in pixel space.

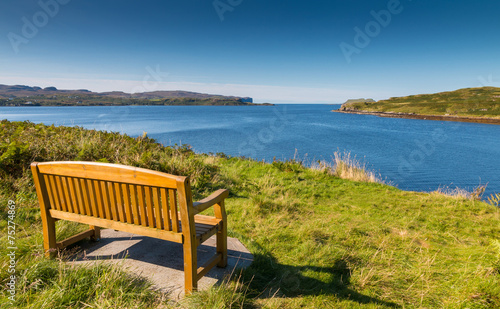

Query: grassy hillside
[1,120,499,308]
[340,87,500,119]
[0,84,260,106]
[0,94,262,107]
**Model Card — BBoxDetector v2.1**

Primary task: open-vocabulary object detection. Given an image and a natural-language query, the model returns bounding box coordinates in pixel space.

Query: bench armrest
[192,189,229,215]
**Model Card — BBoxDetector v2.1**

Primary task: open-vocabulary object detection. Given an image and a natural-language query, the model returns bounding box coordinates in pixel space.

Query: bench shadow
[242,252,400,308]
[67,230,398,307]
[67,229,253,281]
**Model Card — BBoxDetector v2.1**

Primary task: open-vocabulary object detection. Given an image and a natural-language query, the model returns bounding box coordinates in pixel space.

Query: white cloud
[0,76,388,103]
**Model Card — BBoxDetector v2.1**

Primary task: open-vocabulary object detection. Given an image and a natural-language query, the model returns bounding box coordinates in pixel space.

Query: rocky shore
[333,109,500,125]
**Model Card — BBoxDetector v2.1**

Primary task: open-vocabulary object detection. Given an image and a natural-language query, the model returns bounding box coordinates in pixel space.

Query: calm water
[1,105,499,197]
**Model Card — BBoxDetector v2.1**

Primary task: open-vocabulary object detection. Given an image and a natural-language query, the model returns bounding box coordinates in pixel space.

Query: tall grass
[177,272,253,309]
[432,184,487,201]
[331,151,382,183]
[0,120,221,199]
[488,193,500,207]
[6,257,165,309]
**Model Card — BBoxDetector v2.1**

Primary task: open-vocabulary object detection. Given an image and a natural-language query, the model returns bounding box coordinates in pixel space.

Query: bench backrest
[31,161,193,233]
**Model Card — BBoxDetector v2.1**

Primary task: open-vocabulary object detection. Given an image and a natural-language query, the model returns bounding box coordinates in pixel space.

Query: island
[334,87,500,125]
[0,84,274,106]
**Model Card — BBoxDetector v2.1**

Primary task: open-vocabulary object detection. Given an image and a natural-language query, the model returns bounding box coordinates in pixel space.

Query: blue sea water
[1,105,499,197]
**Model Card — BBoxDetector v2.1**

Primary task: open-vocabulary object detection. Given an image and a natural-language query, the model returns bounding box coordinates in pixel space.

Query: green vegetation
[343,99,376,104]
[340,87,500,119]
[1,120,500,308]
[0,84,266,106]
[0,94,261,106]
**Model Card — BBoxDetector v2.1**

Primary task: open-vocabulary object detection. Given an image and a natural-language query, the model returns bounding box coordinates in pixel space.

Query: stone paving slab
[68,229,253,299]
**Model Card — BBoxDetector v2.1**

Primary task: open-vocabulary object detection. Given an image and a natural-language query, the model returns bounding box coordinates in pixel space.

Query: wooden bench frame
[31,161,229,294]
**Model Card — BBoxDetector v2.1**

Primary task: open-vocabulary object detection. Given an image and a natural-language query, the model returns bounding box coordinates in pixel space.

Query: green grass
[1,120,499,308]
[340,87,500,118]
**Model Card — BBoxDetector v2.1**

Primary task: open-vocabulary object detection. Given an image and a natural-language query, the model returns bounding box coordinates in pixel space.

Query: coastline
[0,102,275,107]
[333,109,500,125]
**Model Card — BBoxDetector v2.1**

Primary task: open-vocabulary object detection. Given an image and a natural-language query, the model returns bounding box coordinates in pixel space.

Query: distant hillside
[343,98,375,104]
[0,84,262,106]
[0,84,93,97]
[100,90,253,103]
[336,87,500,124]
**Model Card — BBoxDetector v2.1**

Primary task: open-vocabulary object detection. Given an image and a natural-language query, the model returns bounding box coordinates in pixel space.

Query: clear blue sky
[1,0,499,103]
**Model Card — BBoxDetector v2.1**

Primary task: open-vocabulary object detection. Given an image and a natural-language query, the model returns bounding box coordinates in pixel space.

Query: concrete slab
[68,229,253,299]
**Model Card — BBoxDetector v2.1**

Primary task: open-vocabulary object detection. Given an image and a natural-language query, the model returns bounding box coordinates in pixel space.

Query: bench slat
[55,176,68,212]
[43,175,58,211]
[88,179,97,216]
[122,183,133,224]
[129,184,140,225]
[65,177,78,214]
[36,162,181,188]
[107,182,116,219]
[50,175,62,211]
[72,178,84,215]
[194,223,213,233]
[64,177,74,213]
[169,189,180,232]
[144,186,155,227]
[95,180,111,219]
[79,178,91,216]
[160,188,171,231]
[93,180,106,219]
[137,185,148,226]
[87,179,99,217]
[113,183,125,222]
[107,181,118,221]
[195,222,219,246]
[60,177,69,211]
[72,177,83,214]
[49,209,184,243]
[152,187,163,229]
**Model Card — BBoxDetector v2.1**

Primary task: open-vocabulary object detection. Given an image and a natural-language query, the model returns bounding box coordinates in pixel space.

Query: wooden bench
[31,161,229,294]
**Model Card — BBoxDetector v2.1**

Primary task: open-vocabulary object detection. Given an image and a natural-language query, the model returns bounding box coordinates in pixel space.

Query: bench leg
[183,242,198,294]
[90,225,101,241]
[214,200,228,268]
[216,223,227,268]
[42,216,57,258]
